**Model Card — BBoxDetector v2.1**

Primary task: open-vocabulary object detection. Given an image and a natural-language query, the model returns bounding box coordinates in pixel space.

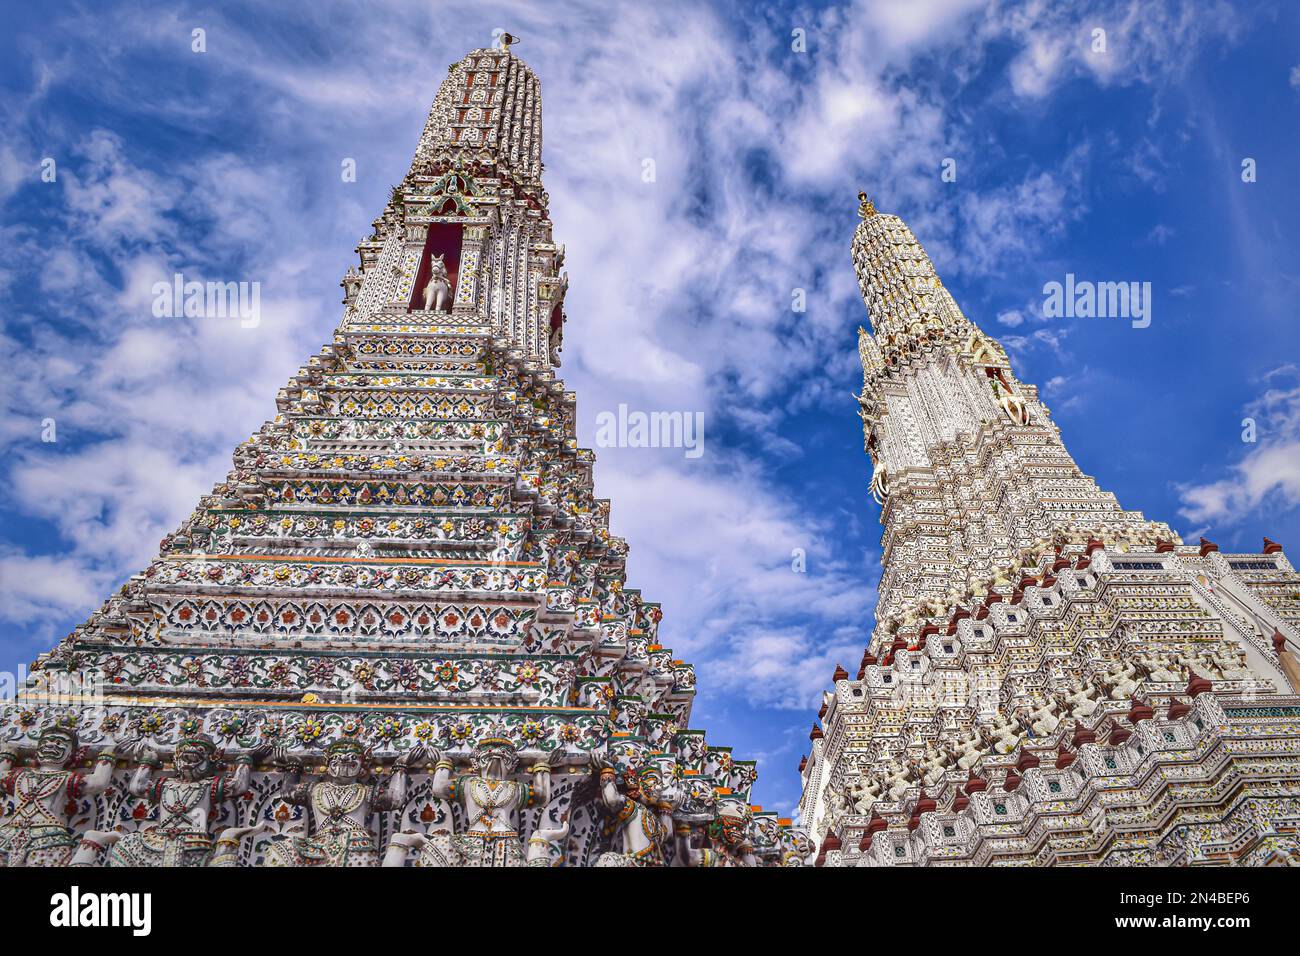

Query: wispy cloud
[1178,366,1300,527]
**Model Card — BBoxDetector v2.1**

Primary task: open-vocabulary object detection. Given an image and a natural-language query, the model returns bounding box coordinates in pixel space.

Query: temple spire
[348,44,560,362]
[798,199,1300,866]
[12,39,801,869]
[850,200,1176,628]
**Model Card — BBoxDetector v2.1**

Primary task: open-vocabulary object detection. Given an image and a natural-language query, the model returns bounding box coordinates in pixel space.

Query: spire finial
[857,191,877,219]
[497,32,519,52]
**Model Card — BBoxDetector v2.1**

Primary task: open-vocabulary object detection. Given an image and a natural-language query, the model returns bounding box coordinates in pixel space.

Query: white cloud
[1147,223,1176,245]
[0,548,116,641]
[1178,367,1300,526]
[597,455,875,708]
[859,0,989,52]
[994,0,1239,100]
[1009,31,1068,98]
[0,144,30,204]
[948,144,1089,276]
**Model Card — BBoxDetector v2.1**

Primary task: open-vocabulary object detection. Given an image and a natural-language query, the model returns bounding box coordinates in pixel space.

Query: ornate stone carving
[261,739,417,867]
[421,252,453,313]
[101,734,256,867]
[0,722,117,867]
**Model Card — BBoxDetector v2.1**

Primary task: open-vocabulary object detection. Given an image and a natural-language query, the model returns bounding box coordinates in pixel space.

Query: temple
[798,194,1300,866]
[0,37,809,868]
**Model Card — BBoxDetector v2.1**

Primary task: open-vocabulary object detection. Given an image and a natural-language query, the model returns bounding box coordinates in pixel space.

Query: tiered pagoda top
[409,41,543,186]
[851,193,1177,631]
[343,42,564,365]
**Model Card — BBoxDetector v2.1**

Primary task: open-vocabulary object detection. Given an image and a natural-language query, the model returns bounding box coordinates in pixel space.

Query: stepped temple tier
[0,38,808,868]
[799,193,1300,867]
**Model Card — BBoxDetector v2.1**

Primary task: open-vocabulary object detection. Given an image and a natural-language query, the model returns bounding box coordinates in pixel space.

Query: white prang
[799,196,1300,868]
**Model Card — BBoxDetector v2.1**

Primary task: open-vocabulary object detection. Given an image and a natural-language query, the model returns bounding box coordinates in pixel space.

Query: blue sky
[2,0,1299,815]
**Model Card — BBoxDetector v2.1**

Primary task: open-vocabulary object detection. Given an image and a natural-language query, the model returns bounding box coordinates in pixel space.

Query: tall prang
[799,193,1300,867]
[0,38,810,869]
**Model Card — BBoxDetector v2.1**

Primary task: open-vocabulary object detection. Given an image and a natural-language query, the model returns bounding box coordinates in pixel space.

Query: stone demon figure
[90,734,260,867]
[0,722,117,867]
[263,738,420,867]
[384,735,561,867]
